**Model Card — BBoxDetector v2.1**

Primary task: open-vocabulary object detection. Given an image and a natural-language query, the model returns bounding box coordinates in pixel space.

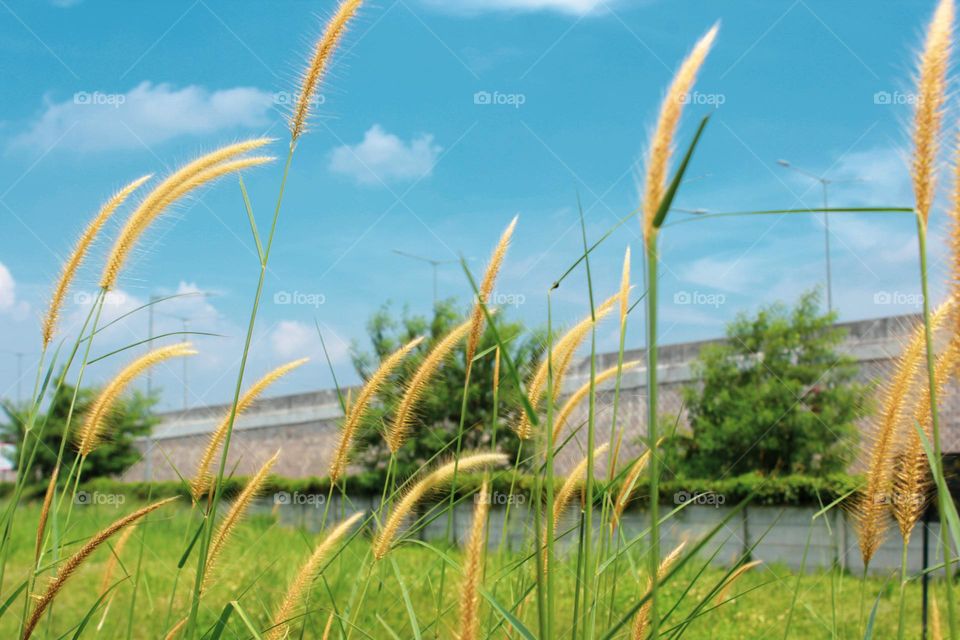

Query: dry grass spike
[291,0,364,141]
[642,24,718,242]
[22,497,177,640]
[458,479,490,640]
[374,453,506,559]
[192,358,308,499]
[77,343,196,456]
[552,360,640,444]
[267,512,363,640]
[466,216,518,371]
[42,174,151,348]
[631,541,686,639]
[330,337,422,483]
[386,318,472,453]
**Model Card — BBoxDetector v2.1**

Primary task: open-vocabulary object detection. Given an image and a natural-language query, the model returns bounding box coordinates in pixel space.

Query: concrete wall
[126,313,960,482]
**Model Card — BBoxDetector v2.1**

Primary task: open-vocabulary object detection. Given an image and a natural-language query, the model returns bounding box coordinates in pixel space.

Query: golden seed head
[77,343,197,457]
[466,216,518,370]
[642,24,718,242]
[42,174,151,348]
[100,141,273,289]
[330,337,423,483]
[912,0,954,226]
[290,0,364,141]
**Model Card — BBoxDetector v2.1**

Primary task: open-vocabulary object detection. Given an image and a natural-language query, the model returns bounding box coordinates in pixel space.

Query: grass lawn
[0,499,933,638]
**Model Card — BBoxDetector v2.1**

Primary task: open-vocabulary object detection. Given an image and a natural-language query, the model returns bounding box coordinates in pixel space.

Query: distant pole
[146,295,157,397]
[15,352,23,404]
[392,249,459,308]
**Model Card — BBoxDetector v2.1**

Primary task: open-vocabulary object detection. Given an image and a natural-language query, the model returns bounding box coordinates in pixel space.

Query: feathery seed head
[374,453,506,559]
[387,319,472,453]
[912,0,954,226]
[267,512,363,640]
[466,216,518,370]
[291,0,364,141]
[631,542,686,639]
[23,497,177,640]
[192,359,307,499]
[330,337,423,483]
[458,480,489,640]
[642,24,718,242]
[552,361,641,444]
[620,246,631,326]
[100,141,273,289]
[42,174,151,348]
[77,343,196,457]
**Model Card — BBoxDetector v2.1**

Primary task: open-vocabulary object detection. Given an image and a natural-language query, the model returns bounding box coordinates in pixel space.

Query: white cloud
[420,0,615,15]
[11,82,275,152]
[0,263,16,312]
[270,321,317,359]
[329,124,442,186]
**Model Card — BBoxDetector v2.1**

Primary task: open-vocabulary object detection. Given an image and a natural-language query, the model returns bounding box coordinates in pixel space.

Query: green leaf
[651,115,710,230]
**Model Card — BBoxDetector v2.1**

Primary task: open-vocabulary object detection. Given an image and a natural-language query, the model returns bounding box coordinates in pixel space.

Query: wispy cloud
[329,124,442,186]
[10,82,276,152]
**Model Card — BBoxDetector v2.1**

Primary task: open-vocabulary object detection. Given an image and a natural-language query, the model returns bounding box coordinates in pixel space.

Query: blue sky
[0,0,950,410]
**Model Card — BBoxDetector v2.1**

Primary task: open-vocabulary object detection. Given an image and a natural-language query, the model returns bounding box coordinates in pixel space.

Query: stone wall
[126,313,960,482]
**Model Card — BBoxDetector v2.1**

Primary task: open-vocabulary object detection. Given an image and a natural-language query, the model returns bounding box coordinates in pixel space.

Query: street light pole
[776,160,864,314]
[392,249,459,307]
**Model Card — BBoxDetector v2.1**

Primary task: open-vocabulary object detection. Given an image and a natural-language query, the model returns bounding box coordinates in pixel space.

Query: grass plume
[76,343,196,456]
[552,443,608,532]
[912,0,953,226]
[374,453,506,559]
[641,23,718,241]
[192,359,308,499]
[267,512,363,640]
[330,337,423,483]
[22,498,177,640]
[100,141,273,289]
[552,360,640,444]
[33,466,58,561]
[466,216,518,371]
[855,300,952,565]
[204,450,280,588]
[458,480,490,640]
[611,439,661,532]
[41,174,151,348]
[386,319,472,453]
[290,0,364,141]
[631,541,686,639]
[516,292,621,439]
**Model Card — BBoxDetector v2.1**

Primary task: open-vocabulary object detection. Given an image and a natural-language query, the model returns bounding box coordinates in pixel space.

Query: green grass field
[1,499,932,639]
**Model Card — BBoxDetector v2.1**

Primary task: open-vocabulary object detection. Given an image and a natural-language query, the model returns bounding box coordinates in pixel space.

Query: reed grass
[457,480,489,640]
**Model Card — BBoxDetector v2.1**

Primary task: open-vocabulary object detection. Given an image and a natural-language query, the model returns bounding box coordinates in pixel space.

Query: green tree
[350,299,543,480]
[678,290,867,477]
[1,381,158,484]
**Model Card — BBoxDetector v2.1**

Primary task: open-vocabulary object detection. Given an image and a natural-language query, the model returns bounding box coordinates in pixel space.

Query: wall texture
[126,313,959,482]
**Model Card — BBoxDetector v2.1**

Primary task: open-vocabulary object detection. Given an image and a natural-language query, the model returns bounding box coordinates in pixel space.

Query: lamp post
[776,160,864,314]
[392,250,459,307]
